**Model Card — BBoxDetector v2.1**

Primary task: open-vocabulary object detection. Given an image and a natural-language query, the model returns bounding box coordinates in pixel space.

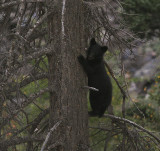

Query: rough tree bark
[47,1,89,151]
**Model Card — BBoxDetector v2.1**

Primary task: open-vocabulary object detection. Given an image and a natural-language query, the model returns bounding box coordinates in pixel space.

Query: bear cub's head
[86,38,108,63]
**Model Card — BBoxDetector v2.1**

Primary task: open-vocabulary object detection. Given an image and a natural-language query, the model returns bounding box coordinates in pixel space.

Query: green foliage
[31,56,48,72]
[122,0,160,38]
[126,99,160,133]
[151,40,160,55]
[126,100,158,121]
[149,74,160,105]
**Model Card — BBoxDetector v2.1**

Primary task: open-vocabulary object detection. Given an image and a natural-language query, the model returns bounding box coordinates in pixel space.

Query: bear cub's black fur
[78,38,112,117]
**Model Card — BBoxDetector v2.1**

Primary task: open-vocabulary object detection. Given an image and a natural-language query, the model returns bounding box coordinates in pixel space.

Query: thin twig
[82,86,99,91]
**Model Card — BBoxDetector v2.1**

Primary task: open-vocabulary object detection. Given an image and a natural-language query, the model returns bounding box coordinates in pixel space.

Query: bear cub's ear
[101,46,108,52]
[90,38,96,45]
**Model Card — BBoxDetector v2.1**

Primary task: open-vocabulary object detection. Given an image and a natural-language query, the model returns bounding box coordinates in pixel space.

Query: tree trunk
[47,1,89,151]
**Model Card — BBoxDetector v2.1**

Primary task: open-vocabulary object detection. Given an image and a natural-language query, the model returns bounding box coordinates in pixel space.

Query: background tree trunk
[48,1,89,150]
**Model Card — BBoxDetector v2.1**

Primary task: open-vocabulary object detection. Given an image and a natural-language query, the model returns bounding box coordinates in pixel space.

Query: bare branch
[82,86,99,92]
[4,73,48,94]
[25,10,53,40]
[5,46,51,76]
[40,121,62,151]
[9,108,49,137]
[16,0,26,34]
[0,136,43,148]
[104,114,160,144]
[0,87,50,129]
[0,0,44,10]
[104,60,127,98]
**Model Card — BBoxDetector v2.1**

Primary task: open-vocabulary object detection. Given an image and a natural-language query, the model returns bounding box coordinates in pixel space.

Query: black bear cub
[78,38,112,117]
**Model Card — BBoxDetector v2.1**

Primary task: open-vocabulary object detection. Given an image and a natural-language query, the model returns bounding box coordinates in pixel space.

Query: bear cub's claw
[77,55,85,63]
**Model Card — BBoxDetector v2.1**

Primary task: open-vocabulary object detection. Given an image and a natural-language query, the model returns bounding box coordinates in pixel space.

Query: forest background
[0,0,160,151]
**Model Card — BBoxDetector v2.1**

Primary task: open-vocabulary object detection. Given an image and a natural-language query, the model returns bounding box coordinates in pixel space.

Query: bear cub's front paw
[77,55,85,64]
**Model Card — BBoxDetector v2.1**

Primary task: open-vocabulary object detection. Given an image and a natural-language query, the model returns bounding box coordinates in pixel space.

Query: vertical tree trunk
[48,1,89,151]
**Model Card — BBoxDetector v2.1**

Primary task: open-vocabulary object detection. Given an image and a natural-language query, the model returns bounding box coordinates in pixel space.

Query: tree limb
[104,114,160,144]
[0,136,43,148]
[40,121,62,151]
